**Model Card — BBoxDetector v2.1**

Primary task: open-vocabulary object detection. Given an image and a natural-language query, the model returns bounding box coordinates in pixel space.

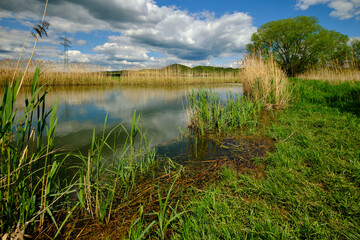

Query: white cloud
[0,26,60,61]
[93,36,151,63]
[67,50,90,63]
[296,0,360,20]
[0,0,256,68]
[76,39,87,45]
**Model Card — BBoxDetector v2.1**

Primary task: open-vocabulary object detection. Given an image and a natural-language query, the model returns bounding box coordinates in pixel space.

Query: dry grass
[0,59,119,86]
[241,54,291,108]
[297,65,360,83]
[120,66,240,85]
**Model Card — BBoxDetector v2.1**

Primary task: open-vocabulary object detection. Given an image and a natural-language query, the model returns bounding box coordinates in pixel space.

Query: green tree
[350,39,360,68]
[246,16,349,76]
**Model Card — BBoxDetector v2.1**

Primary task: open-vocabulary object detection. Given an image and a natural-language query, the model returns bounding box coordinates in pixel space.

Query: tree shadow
[327,88,360,117]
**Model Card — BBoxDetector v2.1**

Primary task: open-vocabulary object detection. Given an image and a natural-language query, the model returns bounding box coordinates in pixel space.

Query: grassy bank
[174,79,360,239]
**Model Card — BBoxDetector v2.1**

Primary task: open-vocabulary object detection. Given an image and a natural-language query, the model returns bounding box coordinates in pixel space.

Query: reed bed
[120,66,240,85]
[241,55,291,108]
[297,65,360,83]
[0,59,119,86]
[188,91,261,134]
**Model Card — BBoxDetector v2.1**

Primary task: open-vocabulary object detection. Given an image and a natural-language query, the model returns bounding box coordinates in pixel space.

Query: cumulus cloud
[0,26,60,60]
[296,0,360,20]
[0,0,256,68]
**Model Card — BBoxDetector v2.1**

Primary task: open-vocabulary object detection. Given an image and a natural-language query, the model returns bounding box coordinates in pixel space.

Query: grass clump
[188,90,261,134]
[242,54,292,108]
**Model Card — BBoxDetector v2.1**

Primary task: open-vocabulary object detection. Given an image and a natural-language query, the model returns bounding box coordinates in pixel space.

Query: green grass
[188,90,262,134]
[173,79,360,239]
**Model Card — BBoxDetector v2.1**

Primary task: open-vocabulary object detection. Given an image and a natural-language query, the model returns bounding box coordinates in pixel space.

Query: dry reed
[297,65,360,83]
[0,59,119,86]
[120,65,240,85]
[241,54,291,108]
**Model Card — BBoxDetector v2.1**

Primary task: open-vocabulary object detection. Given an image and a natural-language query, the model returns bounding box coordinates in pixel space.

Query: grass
[0,68,72,238]
[297,65,360,83]
[188,90,262,134]
[242,54,292,108]
[0,59,119,86]
[172,78,360,239]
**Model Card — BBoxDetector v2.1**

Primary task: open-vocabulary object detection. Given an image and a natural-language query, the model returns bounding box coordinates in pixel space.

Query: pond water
[11,84,243,163]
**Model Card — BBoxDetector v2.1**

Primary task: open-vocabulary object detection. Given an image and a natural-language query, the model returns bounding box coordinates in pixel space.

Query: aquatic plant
[188,90,261,134]
[0,67,74,238]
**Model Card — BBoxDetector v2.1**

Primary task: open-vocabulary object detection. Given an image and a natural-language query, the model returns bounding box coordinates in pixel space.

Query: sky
[0,0,360,70]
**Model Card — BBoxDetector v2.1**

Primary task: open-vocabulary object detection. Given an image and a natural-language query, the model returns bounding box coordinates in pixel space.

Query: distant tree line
[246,16,360,76]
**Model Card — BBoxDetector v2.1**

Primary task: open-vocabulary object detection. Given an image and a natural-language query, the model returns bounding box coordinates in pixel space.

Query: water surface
[11,84,243,160]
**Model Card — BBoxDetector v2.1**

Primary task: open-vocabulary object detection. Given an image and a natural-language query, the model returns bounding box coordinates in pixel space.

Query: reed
[0,69,75,238]
[120,65,240,85]
[74,112,157,223]
[297,65,360,83]
[188,90,261,134]
[0,59,119,86]
[241,54,291,108]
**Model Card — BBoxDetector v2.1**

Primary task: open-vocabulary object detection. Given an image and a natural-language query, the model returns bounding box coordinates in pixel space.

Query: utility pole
[59,32,71,71]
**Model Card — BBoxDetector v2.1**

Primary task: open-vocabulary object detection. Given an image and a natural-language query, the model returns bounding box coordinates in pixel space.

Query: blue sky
[0,0,359,70]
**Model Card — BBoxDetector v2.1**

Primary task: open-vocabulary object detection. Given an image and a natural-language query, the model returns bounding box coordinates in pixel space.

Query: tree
[350,39,360,68]
[246,16,350,76]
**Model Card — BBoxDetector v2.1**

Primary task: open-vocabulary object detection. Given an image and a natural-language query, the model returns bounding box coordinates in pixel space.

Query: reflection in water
[2,84,243,159]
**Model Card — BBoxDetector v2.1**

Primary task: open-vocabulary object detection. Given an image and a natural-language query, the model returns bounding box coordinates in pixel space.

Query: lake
[11,84,243,163]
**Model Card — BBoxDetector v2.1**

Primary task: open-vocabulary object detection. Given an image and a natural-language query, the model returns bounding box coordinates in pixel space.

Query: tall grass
[297,65,360,83]
[241,54,291,108]
[120,65,240,85]
[0,59,118,86]
[74,112,157,223]
[0,68,75,238]
[188,90,261,134]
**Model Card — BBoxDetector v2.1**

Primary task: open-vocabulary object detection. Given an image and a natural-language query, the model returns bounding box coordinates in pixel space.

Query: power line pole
[59,32,71,71]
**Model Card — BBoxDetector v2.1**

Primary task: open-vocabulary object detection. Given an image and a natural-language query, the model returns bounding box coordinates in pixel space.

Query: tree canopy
[350,39,360,68]
[246,16,349,76]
